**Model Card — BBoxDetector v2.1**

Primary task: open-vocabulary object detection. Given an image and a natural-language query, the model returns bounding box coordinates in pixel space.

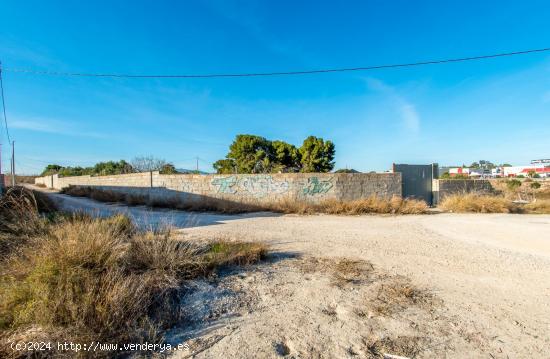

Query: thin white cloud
[366,78,421,134]
[399,103,420,133]
[10,117,110,139]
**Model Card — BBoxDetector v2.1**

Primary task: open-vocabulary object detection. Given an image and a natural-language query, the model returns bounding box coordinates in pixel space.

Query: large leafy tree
[299,136,335,173]
[272,140,301,173]
[213,159,236,174]
[216,135,275,174]
[214,134,336,174]
[41,164,63,176]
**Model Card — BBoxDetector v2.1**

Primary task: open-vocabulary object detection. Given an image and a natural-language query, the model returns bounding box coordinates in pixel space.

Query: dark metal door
[393,164,436,205]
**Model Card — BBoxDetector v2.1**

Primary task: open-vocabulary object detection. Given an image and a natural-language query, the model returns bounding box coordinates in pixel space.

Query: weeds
[364,335,425,358]
[0,190,268,358]
[440,193,516,213]
[373,277,436,316]
[0,187,55,260]
[331,259,374,287]
[440,193,550,214]
[61,185,429,215]
[271,196,428,215]
[524,199,550,214]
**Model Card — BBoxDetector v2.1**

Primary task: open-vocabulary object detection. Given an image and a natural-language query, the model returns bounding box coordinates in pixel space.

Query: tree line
[40,135,338,177]
[41,157,178,177]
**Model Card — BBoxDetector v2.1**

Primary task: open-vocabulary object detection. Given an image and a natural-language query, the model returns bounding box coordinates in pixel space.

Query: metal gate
[393,164,438,206]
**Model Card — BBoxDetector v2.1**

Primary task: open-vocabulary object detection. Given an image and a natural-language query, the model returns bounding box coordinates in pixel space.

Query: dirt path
[39,189,550,358]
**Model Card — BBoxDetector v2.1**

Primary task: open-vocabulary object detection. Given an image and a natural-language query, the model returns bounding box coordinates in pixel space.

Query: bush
[506,179,522,191]
[0,195,268,356]
[530,182,542,189]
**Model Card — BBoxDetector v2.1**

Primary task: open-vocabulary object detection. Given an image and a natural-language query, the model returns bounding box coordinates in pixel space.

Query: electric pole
[196,156,199,173]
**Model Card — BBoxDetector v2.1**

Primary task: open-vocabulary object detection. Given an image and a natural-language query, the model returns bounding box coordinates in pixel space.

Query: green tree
[470,160,495,170]
[334,168,359,173]
[160,163,178,174]
[272,140,301,172]
[41,164,63,176]
[213,134,336,174]
[93,160,133,175]
[213,159,236,174]
[299,136,335,173]
[224,135,275,173]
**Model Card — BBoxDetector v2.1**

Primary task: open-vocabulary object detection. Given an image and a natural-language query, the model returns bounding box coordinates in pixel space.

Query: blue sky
[1,0,550,174]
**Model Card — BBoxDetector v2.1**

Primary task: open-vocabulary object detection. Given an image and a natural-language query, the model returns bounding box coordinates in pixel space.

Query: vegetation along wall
[432,179,494,205]
[35,172,402,204]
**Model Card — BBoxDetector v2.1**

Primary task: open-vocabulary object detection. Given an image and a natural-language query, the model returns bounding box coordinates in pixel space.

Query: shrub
[530,182,542,189]
[506,179,522,191]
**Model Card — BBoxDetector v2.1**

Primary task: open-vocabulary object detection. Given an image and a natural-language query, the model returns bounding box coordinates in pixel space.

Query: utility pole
[11,141,14,186]
[196,156,199,173]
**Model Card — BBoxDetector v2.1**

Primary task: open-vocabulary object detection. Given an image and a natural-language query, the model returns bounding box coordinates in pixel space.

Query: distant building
[503,164,550,178]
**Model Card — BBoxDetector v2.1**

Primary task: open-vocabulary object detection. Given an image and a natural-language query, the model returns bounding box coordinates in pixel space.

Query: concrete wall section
[433,179,494,205]
[35,172,402,204]
[156,173,401,203]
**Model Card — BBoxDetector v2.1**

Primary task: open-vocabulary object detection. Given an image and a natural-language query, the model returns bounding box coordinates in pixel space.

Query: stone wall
[35,172,402,204]
[432,179,494,205]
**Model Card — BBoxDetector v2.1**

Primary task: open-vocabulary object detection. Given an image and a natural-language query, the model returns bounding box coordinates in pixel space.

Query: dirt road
[43,190,550,358]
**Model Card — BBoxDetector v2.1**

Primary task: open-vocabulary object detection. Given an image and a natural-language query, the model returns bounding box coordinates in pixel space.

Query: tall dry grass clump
[61,185,428,215]
[271,195,428,215]
[0,187,56,259]
[440,193,515,213]
[0,191,267,357]
[524,199,550,214]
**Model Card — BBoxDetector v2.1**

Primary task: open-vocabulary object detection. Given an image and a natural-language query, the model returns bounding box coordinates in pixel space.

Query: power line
[3,47,550,79]
[0,61,12,144]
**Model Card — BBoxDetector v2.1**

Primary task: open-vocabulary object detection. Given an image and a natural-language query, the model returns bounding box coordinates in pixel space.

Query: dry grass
[364,335,426,358]
[2,175,37,186]
[331,258,374,287]
[524,199,550,214]
[0,187,56,260]
[440,193,550,214]
[61,186,429,215]
[440,193,516,213]
[373,277,436,316]
[271,196,428,215]
[0,190,267,358]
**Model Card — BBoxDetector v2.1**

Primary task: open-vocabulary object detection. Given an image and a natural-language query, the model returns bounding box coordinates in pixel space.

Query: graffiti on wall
[211,175,289,198]
[302,177,334,195]
[211,176,238,194]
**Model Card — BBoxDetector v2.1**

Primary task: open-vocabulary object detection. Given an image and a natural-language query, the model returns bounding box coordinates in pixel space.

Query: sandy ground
[39,189,550,358]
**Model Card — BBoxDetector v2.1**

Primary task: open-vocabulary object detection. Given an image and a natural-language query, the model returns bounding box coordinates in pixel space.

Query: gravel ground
[40,189,550,358]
